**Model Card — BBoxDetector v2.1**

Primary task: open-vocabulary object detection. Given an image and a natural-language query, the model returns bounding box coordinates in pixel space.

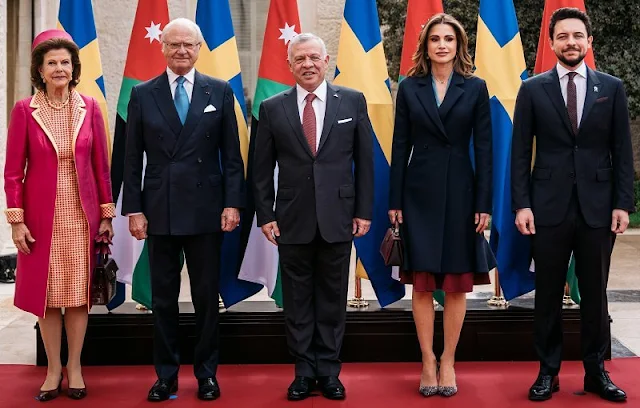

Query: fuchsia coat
[4,92,114,317]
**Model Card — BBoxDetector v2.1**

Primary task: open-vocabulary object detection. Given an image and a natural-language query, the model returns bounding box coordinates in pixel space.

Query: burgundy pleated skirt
[400,271,491,293]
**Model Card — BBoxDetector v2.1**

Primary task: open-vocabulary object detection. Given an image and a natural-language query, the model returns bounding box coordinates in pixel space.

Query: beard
[556,48,586,67]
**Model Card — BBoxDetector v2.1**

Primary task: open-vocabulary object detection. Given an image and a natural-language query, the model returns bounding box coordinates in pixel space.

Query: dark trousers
[278,231,352,378]
[532,192,613,376]
[147,233,222,380]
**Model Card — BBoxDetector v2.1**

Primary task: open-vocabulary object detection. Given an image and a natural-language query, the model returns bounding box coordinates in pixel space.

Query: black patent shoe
[197,377,220,401]
[528,374,559,401]
[147,378,178,402]
[584,371,627,402]
[68,387,87,400]
[318,376,345,400]
[36,375,63,402]
[287,376,315,401]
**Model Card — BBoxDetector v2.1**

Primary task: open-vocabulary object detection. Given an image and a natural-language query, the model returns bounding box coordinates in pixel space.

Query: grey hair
[161,18,204,48]
[287,33,327,61]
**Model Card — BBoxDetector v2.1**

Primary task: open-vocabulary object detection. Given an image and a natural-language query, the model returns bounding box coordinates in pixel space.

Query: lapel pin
[593,86,599,93]
[333,93,338,98]
[205,91,210,95]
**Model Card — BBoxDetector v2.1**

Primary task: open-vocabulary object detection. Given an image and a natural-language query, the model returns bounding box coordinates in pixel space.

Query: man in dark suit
[511,8,634,403]
[253,33,374,401]
[122,18,244,402]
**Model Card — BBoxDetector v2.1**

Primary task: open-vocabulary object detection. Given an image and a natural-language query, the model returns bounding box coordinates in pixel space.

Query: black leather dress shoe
[147,378,178,402]
[528,374,559,401]
[584,371,626,402]
[318,376,346,400]
[197,377,220,401]
[35,375,63,402]
[287,376,315,401]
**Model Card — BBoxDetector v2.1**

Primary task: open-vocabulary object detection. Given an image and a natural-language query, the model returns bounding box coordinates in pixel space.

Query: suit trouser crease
[532,193,612,376]
[279,232,351,378]
[148,233,222,380]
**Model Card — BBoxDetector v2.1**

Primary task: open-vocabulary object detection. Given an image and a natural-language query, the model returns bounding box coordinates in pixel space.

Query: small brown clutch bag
[380,222,403,267]
[90,234,119,306]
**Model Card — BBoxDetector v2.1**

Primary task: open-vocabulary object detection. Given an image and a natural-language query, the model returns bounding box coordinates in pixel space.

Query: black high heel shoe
[67,375,87,400]
[36,375,63,402]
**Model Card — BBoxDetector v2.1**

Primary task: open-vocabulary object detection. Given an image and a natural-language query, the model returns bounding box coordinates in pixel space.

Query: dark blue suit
[389,73,493,275]
[122,70,244,380]
[511,67,635,376]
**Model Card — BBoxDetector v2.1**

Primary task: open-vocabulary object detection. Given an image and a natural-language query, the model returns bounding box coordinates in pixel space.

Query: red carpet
[0,359,638,407]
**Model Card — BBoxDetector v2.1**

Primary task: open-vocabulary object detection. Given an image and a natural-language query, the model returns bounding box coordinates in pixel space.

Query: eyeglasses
[164,42,201,51]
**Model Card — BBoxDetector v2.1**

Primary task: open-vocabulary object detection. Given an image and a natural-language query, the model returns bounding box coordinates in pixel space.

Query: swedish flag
[334,0,405,307]
[474,0,534,300]
[195,0,262,307]
[57,0,110,154]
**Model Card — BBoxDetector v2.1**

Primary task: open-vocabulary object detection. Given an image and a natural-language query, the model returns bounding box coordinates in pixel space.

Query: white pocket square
[337,118,353,124]
[203,104,217,113]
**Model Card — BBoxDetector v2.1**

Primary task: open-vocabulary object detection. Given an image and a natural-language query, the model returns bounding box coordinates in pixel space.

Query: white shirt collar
[556,61,587,80]
[167,67,196,85]
[296,80,327,105]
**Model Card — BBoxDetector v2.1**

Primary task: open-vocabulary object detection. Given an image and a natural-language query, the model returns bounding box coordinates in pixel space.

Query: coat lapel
[414,76,448,141]
[580,67,601,130]
[542,68,575,137]
[152,72,183,137]
[29,92,59,156]
[437,73,465,121]
[172,71,211,156]
[70,91,87,158]
[282,87,314,158]
[317,84,341,154]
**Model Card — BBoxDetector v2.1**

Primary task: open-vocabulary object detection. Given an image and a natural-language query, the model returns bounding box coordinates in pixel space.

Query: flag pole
[348,277,368,308]
[487,268,508,308]
[563,282,576,306]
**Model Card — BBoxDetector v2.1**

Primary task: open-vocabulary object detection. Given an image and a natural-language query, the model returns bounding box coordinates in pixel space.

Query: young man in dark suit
[253,33,374,401]
[511,8,634,403]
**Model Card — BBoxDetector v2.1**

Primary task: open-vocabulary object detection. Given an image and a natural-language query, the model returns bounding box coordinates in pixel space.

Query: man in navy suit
[253,33,374,401]
[511,8,634,403]
[122,18,244,402]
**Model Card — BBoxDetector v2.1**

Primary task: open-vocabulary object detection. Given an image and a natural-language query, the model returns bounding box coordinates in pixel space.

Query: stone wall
[631,120,640,178]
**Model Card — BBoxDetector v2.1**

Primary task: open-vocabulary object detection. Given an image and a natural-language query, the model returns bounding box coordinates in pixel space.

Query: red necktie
[303,93,317,155]
[567,72,578,135]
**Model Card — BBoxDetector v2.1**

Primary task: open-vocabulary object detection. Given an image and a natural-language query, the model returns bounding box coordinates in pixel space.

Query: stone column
[315,0,344,80]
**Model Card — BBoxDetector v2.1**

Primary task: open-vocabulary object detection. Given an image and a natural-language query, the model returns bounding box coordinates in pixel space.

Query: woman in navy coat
[389,13,494,397]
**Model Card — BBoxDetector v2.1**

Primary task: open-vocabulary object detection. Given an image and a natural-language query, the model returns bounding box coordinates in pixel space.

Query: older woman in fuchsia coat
[4,29,114,401]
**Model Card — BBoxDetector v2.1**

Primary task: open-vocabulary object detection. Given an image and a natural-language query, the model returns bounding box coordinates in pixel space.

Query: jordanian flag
[398,0,443,81]
[237,0,301,307]
[109,0,170,309]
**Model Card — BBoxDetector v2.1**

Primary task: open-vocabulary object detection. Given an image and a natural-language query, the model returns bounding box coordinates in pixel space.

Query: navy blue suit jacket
[122,70,244,235]
[511,67,635,228]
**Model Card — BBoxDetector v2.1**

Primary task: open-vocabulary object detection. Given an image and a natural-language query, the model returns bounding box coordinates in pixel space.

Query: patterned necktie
[303,93,317,155]
[566,72,578,135]
[174,76,189,125]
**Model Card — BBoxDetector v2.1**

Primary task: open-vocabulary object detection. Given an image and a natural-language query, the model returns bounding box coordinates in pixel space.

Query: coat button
[574,146,579,152]
[206,132,210,139]
[197,182,202,187]
[423,144,428,149]
[197,157,202,163]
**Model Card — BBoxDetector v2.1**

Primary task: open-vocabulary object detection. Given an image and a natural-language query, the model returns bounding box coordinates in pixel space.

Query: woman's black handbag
[90,234,118,305]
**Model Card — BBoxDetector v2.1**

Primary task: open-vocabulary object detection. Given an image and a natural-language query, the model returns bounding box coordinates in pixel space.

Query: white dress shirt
[557,61,587,126]
[296,80,327,150]
[167,67,195,102]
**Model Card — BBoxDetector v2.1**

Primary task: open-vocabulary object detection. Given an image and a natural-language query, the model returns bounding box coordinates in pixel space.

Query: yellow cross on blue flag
[334,0,405,307]
[57,0,110,155]
[194,0,262,307]
[474,0,535,300]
